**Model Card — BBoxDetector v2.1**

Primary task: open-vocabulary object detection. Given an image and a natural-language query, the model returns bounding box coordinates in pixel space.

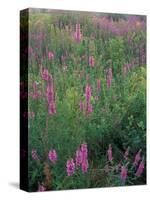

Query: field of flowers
[20,9,146,192]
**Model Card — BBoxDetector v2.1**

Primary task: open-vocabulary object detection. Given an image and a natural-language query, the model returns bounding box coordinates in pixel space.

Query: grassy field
[21,9,146,191]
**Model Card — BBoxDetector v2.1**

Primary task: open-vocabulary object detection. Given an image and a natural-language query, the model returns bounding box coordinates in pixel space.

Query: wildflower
[32,91,41,99]
[89,56,94,67]
[48,102,56,115]
[133,150,141,166]
[40,67,51,81]
[31,149,39,161]
[81,159,89,173]
[32,81,37,91]
[30,112,35,119]
[107,78,111,88]
[135,160,145,177]
[120,166,127,183]
[74,23,81,43]
[81,143,88,161]
[124,147,130,160]
[48,51,54,60]
[66,159,75,176]
[85,85,92,103]
[106,68,112,88]
[87,103,93,113]
[75,149,82,167]
[86,74,89,81]
[46,83,56,115]
[32,82,42,99]
[107,144,113,162]
[108,68,112,80]
[28,46,34,55]
[46,84,54,103]
[48,150,57,163]
[38,184,46,192]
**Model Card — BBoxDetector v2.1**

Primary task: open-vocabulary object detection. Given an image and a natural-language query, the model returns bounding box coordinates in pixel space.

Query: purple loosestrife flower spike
[81,143,88,161]
[32,81,41,100]
[38,184,46,192]
[31,149,39,161]
[81,159,89,174]
[74,23,81,43]
[48,150,57,164]
[135,160,144,177]
[46,82,56,115]
[66,159,75,176]
[48,51,54,60]
[124,147,130,160]
[85,85,91,103]
[40,67,50,81]
[120,166,127,183]
[107,144,113,162]
[87,103,93,113]
[33,81,37,91]
[89,56,94,67]
[133,149,142,166]
[107,78,111,88]
[75,149,82,167]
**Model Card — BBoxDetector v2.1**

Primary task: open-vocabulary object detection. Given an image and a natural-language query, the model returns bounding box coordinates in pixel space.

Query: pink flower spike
[89,56,94,67]
[31,149,39,161]
[120,166,127,183]
[81,159,89,174]
[133,150,142,166]
[41,68,50,81]
[32,91,42,100]
[107,78,111,88]
[87,103,93,113]
[46,83,56,115]
[75,149,82,167]
[81,143,88,161]
[48,150,57,163]
[135,160,144,177]
[38,184,46,192]
[48,51,54,60]
[74,23,81,43]
[124,147,130,160]
[32,81,37,91]
[66,159,75,176]
[85,85,92,103]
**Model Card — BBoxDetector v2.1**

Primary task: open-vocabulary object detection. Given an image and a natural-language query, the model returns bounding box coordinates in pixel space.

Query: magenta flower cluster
[66,159,75,176]
[106,145,145,183]
[48,149,57,164]
[89,56,95,67]
[31,143,145,185]
[79,84,93,114]
[66,143,89,176]
[74,23,82,43]
[46,83,56,115]
[31,149,39,161]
